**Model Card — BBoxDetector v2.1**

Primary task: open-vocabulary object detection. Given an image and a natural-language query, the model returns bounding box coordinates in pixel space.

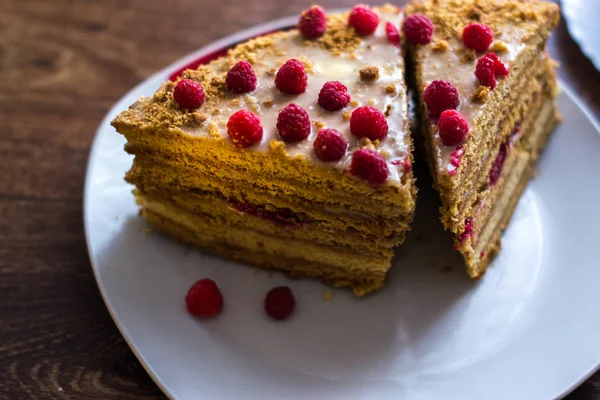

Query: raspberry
[226,60,257,94]
[298,5,327,39]
[462,23,493,52]
[173,79,205,109]
[348,5,379,36]
[422,80,460,120]
[275,59,307,94]
[402,14,433,45]
[227,110,263,148]
[185,279,223,318]
[318,81,351,111]
[437,110,469,146]
[276,103,311,143]
[489,141,508,186]
[385,22,401,46]
[350,149,389,185]
[350,106,388,140]
[475,52,508,89]
[314,128,348,161]
[264,286,295,320]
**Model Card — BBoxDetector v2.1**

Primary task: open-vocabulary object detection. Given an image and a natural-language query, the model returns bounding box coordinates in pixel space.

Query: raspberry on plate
[227,110,263,147]
[348,5,379,36]
[275,59,308,94]
[185,279,223,318]
[350,148,389,185]
[437,109,469,146]
[314,128,348,161]
[402,14,433,45]
[264,286,295,320]
[350,106,389,140]
[298,5,327,39]
[173,79,205,109]
[462,23,493,52]
[318,81,351,111]
[422,80,460,120]
[276,103,311,143]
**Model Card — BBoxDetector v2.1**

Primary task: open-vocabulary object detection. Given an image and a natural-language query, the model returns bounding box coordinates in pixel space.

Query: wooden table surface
[1,0,599,399]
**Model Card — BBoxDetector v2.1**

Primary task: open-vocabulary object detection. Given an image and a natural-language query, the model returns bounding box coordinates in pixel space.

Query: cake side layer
[143,210,387,296]
[134,189,407,254]
[465,100,559,276]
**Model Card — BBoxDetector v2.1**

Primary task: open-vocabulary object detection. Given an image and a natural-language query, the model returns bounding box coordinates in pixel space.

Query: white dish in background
[562,0,600,71]
[84,16,600,400]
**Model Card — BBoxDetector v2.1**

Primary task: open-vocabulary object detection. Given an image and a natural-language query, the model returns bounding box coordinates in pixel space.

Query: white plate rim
[83,14,600,400]
[562,0,600,71]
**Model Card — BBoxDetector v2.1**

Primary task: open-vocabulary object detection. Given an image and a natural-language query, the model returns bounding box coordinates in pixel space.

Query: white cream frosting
[183,10,410,184]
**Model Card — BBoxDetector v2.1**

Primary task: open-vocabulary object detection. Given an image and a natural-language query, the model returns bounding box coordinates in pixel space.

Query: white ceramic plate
[84,16,600,400]
[562,0,600,71]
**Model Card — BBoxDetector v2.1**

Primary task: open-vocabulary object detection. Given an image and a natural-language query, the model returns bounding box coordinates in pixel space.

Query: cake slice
[404,0,560,277]
[112,5,416,296]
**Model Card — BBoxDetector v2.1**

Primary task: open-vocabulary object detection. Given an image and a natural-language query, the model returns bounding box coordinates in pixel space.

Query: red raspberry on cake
[475,52,509,89]
[226,60,257,94]
[314,128,348,161]
[264,286,295,320]
[350,148,389,186]
[385,22,401,46]
[275,59,308,94]
[423,80,460,120]
[462,23,493,52]
[318,81,351,111]
[227,110,263,148]
[402,14,433,45]
[298,5,327,39]
[185,279,223,318]
[276,103,311,143]
[350,106,389,140]
[437,109,469,146]
[348,5,379,36]
[173,79,205,109]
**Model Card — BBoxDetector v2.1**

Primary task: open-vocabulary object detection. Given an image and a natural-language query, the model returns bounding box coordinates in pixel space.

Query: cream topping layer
[181,10,410,184]
[419,26,526,175]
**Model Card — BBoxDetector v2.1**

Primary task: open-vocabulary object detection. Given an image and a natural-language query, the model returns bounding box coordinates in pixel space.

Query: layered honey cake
[404,0,560,277]
[112,5,416,296]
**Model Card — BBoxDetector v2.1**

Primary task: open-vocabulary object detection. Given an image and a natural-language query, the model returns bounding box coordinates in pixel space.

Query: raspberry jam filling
[489,125,521,186]
[230,201,302,227]
[458,217,473,243]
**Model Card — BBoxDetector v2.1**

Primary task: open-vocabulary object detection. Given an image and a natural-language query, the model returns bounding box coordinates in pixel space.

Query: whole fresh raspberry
[350,106,389,140]
[318,81,351,111]
[475,52,508,89]
[402,14,433,45]
[350,148,389,185]
[437,109,469,146]
[173,79,205,109]
[462,23,493,52]
[185,279,223,318]
[264,286,295,320]
[348,5,379,36]
[226,60,257,94]
[385,22,401,46]
[314,128,348,161]
[276,103,311,143]
[275,59,307,94]
[227,110,263,147]
[423,80,460,120]
[298,5,327,39]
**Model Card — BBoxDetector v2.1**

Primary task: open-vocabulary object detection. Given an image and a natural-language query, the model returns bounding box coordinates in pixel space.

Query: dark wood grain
[0,0,598,399]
